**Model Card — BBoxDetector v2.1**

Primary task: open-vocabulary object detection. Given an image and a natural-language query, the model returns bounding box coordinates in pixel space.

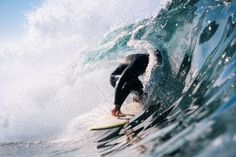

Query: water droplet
[222,53,226,58]
[212,138,223,146]
[230,38,236,47]
[161,23,167,29]
[175,23,178,27]
[208,20,211,24]
[211,79,215,83]
[224,57,230,63]
[208,26,212,31]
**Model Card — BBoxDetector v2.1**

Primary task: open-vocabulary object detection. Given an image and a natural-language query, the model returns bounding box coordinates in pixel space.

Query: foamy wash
[0,0,236,157]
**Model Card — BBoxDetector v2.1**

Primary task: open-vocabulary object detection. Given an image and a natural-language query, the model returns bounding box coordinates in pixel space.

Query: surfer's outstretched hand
[112,105,125,117]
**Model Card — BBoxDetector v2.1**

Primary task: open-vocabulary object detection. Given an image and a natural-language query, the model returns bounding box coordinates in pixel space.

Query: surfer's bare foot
[117,111,125,117]
[112,105,125,117]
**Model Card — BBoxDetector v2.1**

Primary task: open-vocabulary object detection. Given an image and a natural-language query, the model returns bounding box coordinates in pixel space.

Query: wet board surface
[90,102,142,131]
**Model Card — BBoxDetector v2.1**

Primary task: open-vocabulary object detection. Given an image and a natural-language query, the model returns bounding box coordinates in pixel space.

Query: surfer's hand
[112,105,125,117]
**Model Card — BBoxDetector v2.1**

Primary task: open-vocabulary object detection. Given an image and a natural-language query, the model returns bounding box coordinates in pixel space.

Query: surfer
[110,51,162,117]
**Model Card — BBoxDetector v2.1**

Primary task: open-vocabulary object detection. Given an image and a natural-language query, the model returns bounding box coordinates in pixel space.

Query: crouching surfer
[110,50,162,117]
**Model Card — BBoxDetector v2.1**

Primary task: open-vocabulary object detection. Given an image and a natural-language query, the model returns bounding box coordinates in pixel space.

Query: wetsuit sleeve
[114,65,133,106]
[110,64,128,88]
[111,64,128,75]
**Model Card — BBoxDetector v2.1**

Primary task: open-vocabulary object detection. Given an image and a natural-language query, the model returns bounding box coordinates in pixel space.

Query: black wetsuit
[110,53,149,107]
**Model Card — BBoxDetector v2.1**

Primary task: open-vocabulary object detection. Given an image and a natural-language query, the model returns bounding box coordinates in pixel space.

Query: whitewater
[1,0,236,157]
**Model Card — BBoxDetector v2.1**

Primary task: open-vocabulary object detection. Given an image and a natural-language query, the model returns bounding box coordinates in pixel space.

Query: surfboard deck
[90,121,128,131]
[90,102,142,131]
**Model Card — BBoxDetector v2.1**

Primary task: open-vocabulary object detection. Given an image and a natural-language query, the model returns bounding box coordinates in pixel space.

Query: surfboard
[90,102,142,131]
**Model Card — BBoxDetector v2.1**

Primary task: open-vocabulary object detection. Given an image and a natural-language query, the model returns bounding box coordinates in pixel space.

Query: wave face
[0,0,235,157]
[86,0,236,156]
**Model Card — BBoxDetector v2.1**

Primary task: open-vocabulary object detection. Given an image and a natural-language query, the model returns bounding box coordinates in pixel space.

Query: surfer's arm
[115,66,130,90]
[114,65,132,104]
[111,64,128,76]
[112,66,133,117]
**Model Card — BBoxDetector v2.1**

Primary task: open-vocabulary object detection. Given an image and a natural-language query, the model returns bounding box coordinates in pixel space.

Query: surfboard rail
[90,121,128,131]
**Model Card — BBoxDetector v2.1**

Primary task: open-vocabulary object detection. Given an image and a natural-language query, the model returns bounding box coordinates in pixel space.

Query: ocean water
[0,0,236,157]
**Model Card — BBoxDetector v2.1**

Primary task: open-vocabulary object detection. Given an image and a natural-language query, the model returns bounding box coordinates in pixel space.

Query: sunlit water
[0,0,236,157]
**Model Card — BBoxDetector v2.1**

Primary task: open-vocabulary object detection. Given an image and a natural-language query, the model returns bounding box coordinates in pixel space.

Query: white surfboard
[90,102,142,131]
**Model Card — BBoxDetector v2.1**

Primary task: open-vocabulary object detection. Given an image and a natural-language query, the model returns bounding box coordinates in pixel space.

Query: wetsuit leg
[114,78,143,106]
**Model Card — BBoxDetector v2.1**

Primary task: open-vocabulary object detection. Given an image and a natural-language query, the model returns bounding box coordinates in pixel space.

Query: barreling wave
[86,0,236,156]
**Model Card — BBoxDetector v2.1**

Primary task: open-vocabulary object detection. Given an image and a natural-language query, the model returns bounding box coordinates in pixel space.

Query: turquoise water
[86,0,236,156]
[0,0,236,157]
